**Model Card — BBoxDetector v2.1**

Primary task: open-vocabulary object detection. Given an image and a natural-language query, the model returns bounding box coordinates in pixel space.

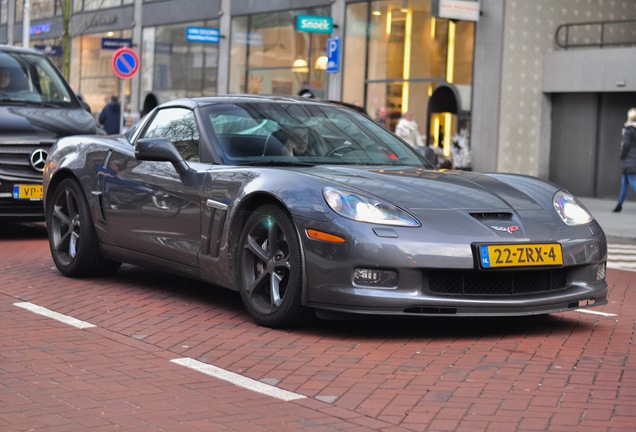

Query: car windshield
[204,102,435,168]
[0,50,75,105]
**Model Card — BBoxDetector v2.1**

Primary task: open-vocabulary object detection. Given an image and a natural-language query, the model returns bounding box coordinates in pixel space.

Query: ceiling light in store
[292,58,309,73]
[314,55,328,70]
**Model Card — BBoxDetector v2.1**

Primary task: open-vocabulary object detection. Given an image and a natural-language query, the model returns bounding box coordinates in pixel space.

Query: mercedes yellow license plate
[13,184,43,200]
[478,243,563,268]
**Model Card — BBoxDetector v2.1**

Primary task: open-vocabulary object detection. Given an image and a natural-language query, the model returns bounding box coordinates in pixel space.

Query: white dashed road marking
[576,309,618,317]
[14,301,96,329]
[171,357,306,401]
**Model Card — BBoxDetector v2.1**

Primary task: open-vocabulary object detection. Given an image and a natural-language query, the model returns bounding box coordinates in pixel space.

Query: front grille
[0,142,54,181]
[428,268,569,296]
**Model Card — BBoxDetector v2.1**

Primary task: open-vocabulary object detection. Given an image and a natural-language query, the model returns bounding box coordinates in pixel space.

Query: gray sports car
[43,96,608,328]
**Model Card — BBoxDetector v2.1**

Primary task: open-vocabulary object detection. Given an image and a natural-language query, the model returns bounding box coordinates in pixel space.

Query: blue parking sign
[326,37,340,74]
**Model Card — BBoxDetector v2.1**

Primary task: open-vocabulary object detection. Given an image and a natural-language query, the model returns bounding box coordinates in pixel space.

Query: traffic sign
[111,47,139,80]
[326,37,340,74]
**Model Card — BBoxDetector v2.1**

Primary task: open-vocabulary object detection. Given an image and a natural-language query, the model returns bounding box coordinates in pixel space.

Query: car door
[100,106,204,269]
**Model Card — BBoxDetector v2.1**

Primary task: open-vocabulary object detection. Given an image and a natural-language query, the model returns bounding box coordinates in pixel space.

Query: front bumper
[298,216,608,317]
[0,186,45,221]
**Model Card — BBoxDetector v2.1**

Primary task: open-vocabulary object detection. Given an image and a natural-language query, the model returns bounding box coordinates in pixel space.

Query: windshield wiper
[0,98,59,107]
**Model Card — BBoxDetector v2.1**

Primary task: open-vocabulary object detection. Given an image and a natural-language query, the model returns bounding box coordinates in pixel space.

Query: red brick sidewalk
[1,223,635,431]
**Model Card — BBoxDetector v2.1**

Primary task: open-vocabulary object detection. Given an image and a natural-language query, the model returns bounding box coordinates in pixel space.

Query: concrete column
[326,0,344,101]
[7,0,16,45]
[130,0,143,113]
[217,0,231,94]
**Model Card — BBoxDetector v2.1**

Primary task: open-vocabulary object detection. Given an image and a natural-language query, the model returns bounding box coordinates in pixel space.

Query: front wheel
[237,204,311,328]
[47,178,121,277]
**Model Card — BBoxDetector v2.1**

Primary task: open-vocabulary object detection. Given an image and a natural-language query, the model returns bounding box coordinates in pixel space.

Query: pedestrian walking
[99,95,122,135]
[613,107,636,213]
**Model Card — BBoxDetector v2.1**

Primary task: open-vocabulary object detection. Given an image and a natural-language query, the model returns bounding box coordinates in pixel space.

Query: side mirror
[135,138,190,175]
[80,100,92,113]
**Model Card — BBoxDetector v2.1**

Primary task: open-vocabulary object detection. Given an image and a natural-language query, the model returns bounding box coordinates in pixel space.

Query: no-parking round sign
[111,47,139,79]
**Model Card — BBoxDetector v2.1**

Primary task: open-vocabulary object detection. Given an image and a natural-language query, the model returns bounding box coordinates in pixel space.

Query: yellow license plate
[478,243,563,268]
[13,184,44,200]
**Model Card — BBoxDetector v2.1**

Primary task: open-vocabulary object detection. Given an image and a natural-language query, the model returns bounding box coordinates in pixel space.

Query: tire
[237,204,311,328]
[47,178,121,277]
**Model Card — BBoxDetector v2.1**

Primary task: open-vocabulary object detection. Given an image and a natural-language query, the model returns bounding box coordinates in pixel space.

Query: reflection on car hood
[0,106,97,136]
[304,165,549,212]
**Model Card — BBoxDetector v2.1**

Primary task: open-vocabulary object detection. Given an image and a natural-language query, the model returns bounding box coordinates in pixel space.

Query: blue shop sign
[101,38,133,50]
[30,23,51,35]
[296,15,333,34]
[186,27,220,44]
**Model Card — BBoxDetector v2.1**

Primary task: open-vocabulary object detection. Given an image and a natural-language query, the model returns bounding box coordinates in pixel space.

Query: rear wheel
[237,204,311,328]
[47,178,121,277]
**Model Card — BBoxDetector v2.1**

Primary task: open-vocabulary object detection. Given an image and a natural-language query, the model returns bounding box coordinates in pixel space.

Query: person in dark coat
[613,107,636,212]
[98,95,121,135]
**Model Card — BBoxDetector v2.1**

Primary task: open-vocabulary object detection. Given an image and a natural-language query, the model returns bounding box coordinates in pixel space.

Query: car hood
[0,105,97,136]
[303,165,553,212]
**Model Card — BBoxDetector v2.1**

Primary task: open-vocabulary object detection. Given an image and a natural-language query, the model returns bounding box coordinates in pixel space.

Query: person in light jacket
[395,112,424,149]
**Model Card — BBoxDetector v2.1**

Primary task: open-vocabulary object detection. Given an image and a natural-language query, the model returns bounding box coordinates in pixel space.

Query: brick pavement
[1,222,635,431]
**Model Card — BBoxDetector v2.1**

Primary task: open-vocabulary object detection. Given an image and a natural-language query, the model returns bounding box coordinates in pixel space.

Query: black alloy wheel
[47,178,121,277]
[237,204,310,327]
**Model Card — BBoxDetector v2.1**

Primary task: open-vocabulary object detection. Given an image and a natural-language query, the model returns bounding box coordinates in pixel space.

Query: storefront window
[1,3,7,24]
[344,0,474,155]
[141,20,219,105]
[229,7,330,97]
[453,21,474,86]
[72,30,133,118]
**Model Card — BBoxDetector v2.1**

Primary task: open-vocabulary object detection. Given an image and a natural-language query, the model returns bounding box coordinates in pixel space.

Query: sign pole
[110,47,140,133]
[119,79,125,134]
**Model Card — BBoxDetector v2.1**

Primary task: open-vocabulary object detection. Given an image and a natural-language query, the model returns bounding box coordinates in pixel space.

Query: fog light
[353,268,398,288]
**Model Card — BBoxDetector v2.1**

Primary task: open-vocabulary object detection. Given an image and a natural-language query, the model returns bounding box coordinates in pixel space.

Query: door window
[142,107,200,162]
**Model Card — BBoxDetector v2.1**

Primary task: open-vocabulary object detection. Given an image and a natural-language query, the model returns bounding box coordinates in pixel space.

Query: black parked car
[0,44,97,221]
[43,96,608,328]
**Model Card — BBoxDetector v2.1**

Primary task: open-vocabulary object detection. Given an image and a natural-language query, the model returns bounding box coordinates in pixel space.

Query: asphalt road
[1,222,635,431]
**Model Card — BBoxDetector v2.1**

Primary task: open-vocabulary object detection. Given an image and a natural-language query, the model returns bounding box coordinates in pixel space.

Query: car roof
[0,44,45,56]
[158,95,352,111]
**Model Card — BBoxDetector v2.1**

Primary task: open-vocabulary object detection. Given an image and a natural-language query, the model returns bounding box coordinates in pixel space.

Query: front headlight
[553,190,593,226]
[323,187,420,226]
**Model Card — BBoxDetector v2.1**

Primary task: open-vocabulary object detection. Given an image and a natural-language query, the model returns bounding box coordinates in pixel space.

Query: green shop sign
[296,15,333,34]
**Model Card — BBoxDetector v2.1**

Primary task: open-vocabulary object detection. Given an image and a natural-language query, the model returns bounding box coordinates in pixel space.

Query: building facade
[1,0,635,199]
